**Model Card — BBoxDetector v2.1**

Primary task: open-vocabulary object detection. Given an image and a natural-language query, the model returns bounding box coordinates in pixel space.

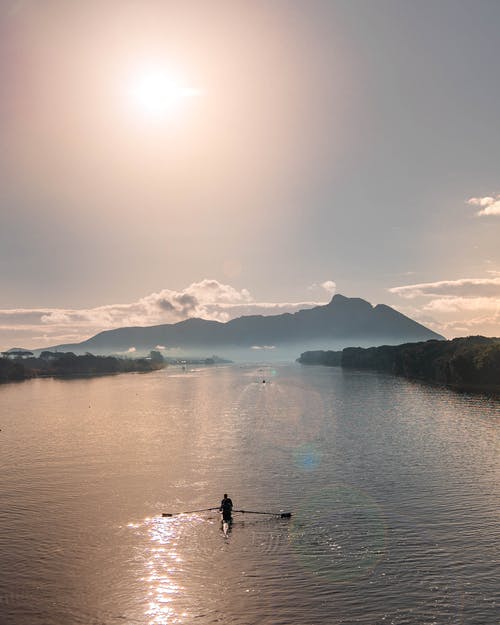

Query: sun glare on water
[127,65,202,122]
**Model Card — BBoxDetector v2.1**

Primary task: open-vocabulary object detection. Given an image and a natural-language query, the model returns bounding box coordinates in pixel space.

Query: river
[0,364,498,624]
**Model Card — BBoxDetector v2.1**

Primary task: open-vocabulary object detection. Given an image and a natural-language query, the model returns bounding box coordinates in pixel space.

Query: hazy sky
[1,0,499,350]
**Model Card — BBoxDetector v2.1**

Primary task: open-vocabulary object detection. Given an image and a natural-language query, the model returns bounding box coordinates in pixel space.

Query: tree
[149,350,164,363]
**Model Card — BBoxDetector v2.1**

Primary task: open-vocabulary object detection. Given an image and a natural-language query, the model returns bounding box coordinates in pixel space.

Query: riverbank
[0,352,165,382]
[298,336,500,394]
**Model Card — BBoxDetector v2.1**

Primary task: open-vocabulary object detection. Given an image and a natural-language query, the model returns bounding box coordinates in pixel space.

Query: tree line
[298,336,500,394]
[0,351,165,382]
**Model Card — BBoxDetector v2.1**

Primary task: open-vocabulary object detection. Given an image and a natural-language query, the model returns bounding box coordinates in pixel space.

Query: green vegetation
[0,351,165,382]
[296,350,342,366]
[299,337,500,394]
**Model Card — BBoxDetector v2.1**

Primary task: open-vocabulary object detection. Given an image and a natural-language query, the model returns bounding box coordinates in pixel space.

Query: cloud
[251,345,276,350]
[389,276,500,338]
[0,310,52,324]
[157,299,175,312]
[419,309,500,337]
[0,279,330,350]
[422,297,500,313]
[438,312,500,335]
[389,277,500,299]
[320,280,337,295]
[138,279,254,323]
[467,194,500,216]
[308,280,337,295]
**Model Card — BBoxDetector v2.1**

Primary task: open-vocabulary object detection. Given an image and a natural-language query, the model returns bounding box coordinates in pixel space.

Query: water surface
[0,364,498,624]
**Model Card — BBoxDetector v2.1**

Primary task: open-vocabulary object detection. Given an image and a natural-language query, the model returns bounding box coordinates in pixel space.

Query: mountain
[36,294,444,360]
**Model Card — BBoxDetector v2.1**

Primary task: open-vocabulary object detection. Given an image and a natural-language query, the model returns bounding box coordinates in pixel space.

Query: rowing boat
[162,507,291,520]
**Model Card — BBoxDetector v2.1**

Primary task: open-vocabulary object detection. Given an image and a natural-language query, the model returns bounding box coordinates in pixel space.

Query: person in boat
[220,494,233,522]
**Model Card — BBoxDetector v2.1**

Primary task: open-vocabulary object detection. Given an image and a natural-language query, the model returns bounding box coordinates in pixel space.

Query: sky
[0,0,499,351]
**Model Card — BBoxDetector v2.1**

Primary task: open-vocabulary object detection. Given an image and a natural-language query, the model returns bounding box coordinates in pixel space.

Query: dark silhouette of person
[220,493,233,522]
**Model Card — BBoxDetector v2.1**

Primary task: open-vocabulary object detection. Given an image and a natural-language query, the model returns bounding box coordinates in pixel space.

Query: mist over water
[0,364,498,624]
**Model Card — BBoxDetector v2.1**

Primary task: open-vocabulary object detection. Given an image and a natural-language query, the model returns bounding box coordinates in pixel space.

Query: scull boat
[162,508,291,521]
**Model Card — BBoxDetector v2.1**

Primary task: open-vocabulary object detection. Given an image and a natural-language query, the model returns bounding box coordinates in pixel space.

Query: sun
[127,65,201,121]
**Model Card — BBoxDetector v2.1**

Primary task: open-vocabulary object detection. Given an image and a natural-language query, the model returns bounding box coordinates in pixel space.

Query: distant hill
[36,294,444,360]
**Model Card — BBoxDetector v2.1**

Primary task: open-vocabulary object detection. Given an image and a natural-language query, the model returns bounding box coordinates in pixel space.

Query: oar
[162,507,220,517]
[233,509,292,519]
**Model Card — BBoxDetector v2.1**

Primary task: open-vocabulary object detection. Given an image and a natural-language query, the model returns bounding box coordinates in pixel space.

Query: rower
[220,493,233,522]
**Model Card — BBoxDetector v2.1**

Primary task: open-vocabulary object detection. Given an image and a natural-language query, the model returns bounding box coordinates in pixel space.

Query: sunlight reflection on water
[142,517,185,625]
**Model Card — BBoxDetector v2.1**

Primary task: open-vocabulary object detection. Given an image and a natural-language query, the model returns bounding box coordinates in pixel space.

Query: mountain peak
[329,293,348,304]
[328,293,373,309]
